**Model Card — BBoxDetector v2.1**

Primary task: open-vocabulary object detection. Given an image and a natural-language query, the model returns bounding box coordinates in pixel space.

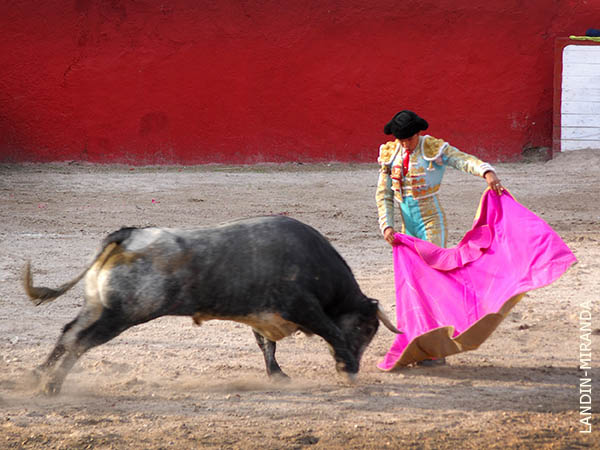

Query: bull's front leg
[252,330,289,381]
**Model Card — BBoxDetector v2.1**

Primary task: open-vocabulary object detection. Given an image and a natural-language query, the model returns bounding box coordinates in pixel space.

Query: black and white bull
[23,215,401,395]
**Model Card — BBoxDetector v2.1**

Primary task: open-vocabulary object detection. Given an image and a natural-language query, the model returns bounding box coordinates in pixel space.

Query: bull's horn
[376,305,403,334]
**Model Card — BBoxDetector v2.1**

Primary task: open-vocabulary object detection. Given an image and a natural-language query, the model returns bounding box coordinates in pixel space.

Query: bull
[23,215,401,395]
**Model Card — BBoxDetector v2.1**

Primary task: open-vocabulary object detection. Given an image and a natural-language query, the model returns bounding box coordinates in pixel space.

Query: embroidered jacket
[375,135,495,233]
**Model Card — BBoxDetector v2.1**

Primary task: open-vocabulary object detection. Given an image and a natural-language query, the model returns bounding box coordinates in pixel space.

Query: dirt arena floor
[0,149,598,449]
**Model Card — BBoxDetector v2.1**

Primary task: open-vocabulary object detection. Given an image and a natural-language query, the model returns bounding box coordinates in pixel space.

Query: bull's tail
[23,262,89,306]
[23,227,138,306]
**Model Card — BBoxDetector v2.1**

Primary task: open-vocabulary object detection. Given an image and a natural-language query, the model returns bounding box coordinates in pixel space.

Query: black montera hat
[383,110,428,139]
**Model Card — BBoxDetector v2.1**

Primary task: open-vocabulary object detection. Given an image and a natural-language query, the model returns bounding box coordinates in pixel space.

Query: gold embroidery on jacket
[423,137,445,160]
[377,140,399,165]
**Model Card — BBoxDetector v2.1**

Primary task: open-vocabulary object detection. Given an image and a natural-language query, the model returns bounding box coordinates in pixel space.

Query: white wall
[561,45,600,151]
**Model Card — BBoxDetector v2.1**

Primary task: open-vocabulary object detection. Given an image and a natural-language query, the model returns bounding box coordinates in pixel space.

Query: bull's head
[334,299,402,373]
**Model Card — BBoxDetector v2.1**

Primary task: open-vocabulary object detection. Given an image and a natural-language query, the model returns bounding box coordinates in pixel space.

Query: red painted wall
[0,1,598,164]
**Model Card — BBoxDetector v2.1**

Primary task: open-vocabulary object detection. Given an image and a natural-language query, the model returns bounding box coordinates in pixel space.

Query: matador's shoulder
[422,135,449,160]
[377,140,399,165]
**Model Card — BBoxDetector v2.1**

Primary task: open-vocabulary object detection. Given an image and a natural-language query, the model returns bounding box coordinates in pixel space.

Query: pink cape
[378,189,576,371]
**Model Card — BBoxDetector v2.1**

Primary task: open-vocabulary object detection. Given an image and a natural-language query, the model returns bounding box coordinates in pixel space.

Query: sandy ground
[0,150,598,449]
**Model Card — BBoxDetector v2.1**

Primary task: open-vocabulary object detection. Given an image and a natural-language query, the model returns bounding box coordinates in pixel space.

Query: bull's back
[190,216,358,296]
[111,216,362,316]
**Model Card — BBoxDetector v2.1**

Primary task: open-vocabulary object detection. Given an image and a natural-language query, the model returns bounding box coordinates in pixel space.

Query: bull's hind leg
[41,308,129,395]
[28,318,77,386]
[252,330,289,380]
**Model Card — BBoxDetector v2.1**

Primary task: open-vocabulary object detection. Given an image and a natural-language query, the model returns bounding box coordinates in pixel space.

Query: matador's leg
[418,195,447,248]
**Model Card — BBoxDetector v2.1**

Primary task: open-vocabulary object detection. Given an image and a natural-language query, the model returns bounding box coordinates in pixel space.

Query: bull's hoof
[23,369,42,389]
[269,370,291,384]
[40,381,62,397]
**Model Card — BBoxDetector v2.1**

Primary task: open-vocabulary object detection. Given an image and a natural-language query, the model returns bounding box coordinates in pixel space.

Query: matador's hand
[383,227,396,246]
[485,171,504,195]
